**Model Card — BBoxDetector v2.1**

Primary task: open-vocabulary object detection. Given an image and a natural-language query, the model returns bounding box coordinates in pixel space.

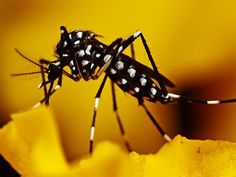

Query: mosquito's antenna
[15,48,48,71]
[11,71,46,77]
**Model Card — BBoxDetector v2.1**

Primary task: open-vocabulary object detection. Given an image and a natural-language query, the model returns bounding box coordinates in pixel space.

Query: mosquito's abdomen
[106,56,163,102]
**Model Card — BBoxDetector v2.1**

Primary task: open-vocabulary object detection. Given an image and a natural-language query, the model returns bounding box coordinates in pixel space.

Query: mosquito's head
[47,61,62,81]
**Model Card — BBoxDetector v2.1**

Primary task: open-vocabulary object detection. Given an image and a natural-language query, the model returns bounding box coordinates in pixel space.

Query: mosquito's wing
[120,54,175,88]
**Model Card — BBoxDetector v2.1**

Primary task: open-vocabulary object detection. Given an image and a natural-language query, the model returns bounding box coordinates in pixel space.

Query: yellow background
[0,0,236,160]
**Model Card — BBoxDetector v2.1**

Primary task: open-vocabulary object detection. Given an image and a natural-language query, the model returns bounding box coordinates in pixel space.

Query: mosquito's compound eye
[48,62,60,70]
[47,62,62,81]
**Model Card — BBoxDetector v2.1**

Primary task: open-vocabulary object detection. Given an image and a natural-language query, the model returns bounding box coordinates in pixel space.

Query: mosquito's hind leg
[111,80,132,152]
[138,99,172,142]
[165,92,236,105]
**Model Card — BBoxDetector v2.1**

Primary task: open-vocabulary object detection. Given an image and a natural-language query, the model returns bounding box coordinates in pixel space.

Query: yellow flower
[1,107,236,177]
[0,106,69,176]
[0,107,132,177]
[1,0,236,156]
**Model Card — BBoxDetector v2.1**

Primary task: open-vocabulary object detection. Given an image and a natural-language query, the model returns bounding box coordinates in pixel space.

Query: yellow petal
[0,107,132,177]
[130,135,236,177]
[70,142,132,177]
[0,106,69,177]
[1,107,236,177]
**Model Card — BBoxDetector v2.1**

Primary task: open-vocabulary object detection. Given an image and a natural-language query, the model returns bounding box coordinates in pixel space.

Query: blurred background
[0,0,236,168]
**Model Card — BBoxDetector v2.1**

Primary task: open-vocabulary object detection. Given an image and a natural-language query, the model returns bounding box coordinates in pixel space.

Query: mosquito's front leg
[32,70,80,109]
[138,99,172,142]
[89,74,109,154]
[91,38,123,78]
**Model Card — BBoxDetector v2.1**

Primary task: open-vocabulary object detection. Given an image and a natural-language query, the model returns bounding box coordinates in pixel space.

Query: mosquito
[12,26,236,154]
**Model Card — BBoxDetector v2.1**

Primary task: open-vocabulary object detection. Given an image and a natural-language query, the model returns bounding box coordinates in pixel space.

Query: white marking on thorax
[90,63,94,69]
[140,78,147,86]
[82,60,90,66]
[150,87,157,95]
[77,31,83,38]
[96,53,101,58]
[74,40,80,45]
[85,45,92,55]
[134,87,140,93]
[70,60,74,66]
[63,41,67,47]
[115,61,124,70]
[69,34,72,39]
[77,50,85,57]
[54,62,60,66]
[121,78,127,84]
[104,54,112,62]
[110,68,117,74]
[127,68,136,78]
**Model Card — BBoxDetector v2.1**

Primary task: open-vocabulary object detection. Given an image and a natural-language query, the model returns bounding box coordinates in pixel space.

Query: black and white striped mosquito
[13,26,236,154]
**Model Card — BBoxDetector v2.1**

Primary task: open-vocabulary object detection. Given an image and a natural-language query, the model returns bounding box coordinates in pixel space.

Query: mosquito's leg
[89,74,109,154]
[139,34,168,94]
[40,57,81,82]
[45,81,54,105]
[91,38,122,78]
[105,38,123,53]
[114,31,168,95]
[129,42,171,141]
[46,74,63,104]
[130,43,135,59]
[38,58,50,90]
[110,80,132,152]
[165,93,236,104]
[32,70,81,109]
[32,89,56,109]
[30,59,49,108]
[138,99,171,142]
[40,65,48,101]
